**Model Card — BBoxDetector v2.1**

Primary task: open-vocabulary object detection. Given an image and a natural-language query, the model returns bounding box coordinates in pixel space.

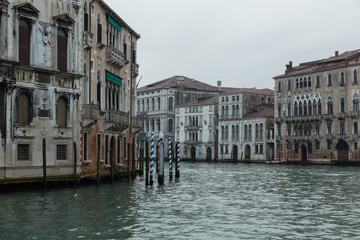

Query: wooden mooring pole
[73,142,77,187]
[42,139,47,189]
[145,140,149,186]
[97,135,101,186]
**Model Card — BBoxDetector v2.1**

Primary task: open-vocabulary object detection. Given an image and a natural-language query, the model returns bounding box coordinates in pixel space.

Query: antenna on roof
[136,75,143,88]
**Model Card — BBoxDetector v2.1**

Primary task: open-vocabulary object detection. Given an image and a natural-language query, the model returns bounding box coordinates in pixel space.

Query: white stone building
[175,96,218,160]
[0,0,82,182]
[218,89,274,162]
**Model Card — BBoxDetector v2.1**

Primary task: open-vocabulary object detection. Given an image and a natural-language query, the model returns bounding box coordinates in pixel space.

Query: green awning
[106,71,122,86]
[106,14,122,31]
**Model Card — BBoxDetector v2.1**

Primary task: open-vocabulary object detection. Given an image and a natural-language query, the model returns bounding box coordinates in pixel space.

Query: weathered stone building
[175,96,218,161]
[0,0,82,182]
[218,88,274,162]
[136,76,224,156]
[274,50,360,164]
[80,0,141,180]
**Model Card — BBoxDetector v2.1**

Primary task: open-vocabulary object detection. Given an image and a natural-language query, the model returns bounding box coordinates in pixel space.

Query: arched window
[244,125,247,140]
[300,78,303,88]
[168,97,173,111]
[249,124,252,139]
[225,126,229,141]
[236,125,240,141]
[83,64,89,104]
[232,125,235,141]
[313,100,317,115]
[137,100,140,113]
[57,29,67,72]
[277,103,281,117]
[304,77,308,88]
[340,71,345,85]
[308,100,312,115]
[168,119,173,132]
[84,2,88,31]
[294,102,298,116]
[97,71,101,110]
[327,97,333,114]
[19,19,31,66]
[299,101,303,116]
[354,122,358,134]
[157,97,161,110]
[316,75,320,88]
[221,106,225,116]
[287,102,291,117]
[353,94,359,112]
[57,97,68,128]
[304,102,307,116]
[308,77,312,88]
[97,14,102,43]
[232,105,235,116]
[278,81,282,92]
[327,73,332,86]
[18,93,31,125]
[340,122,345,135]
[340,98,345,113]
[236,105,240,116]
[260,124,264,139]
[318,99,322,114]
[354,69,358,84]
[221,126,225,141]
[123,35,127,59]
[255,124,259,138]
[152,98,155,111]
[295,78,299,89]
[146,99,149,111]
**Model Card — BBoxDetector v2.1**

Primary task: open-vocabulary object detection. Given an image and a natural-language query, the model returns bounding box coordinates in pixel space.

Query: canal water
[2,163,360,239]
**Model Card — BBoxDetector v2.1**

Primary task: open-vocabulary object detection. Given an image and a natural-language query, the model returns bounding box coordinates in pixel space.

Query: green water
[1,163,360,239]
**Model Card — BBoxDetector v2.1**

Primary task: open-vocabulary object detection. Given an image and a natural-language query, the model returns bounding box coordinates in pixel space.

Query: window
[18,93,32,125]
[97,14,102,43]
[123,35,127,59]
[225,126,229,141]
[294,102,298,116]
[84,3,88,31]
[316,140,320,150]
[340,98,345,113]
[123,136,127,159]
[249,124,252,140]
[313,100,317,115]
[308,101,312,115]
[354,122,358,134]
[354,69,358,84]
[19,19,31,66]
[355,142,358,151]
[327,73,332,86]
[255,145,258,154]
[327,140,332,151]
[308,77,312,88]
[316,75,320,88]
[17,144,30,161]
[340,122,345,135]
[152,98,155,111]
[57,29,68,72]
[288,79,291,90]
[97,71,101,110]
[260,145,263,154]
[327,124,332,134]
[169,119,173,132]
[277,103,281,117]
[57,97,68,128]
[340,71,345,85]
[327,97,333,114]
[296,78,299,89]
[158,97,161,110]
[353,94,359,112]
[278,81,282,92]
[299,102,303,116]
[168,97,173,111]
[56,144,67,160]
[318,99,322,114]
[83,132,88,161]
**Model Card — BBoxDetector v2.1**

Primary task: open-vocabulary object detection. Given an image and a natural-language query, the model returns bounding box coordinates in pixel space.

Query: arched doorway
[191,147,196,160]
[245,145,251,160]
[300,145,307,162]
[206,147,212,160]
[233,145,238,161]
[336,140,349,162]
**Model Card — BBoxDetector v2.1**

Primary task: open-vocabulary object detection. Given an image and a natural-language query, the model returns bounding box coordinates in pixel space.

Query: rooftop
[243,104,274,118]
[176,96,218,108]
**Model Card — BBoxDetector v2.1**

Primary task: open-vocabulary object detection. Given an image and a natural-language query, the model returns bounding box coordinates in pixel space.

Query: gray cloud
[105,0,360,89]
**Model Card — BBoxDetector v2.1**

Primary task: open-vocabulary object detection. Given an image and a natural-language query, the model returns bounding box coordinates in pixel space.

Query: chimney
[177,76,184,87]
[335,51,339,57]
[285,61,293,74]
[217,81,222,91]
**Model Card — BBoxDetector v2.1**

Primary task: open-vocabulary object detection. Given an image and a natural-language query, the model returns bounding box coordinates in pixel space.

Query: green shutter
[106,71,122,86]
[106,14,122,31]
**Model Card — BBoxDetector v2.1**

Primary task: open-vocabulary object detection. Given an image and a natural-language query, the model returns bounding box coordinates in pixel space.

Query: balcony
[131,116,143,133]
[82,104,99,126]
[105,109,129,131]
[185,140,202,145]
[350,111,360,118]
[185,124,203,130]
[132,63,139,77]
[106,45,126,67]
[284,115,323,122]
[336,134,347,140]
[275,117,283,123]
[326,134,333,140]
[83,31,93,49]
[337,112,346,119]
[324,114,334,121]
[351,134,359,141]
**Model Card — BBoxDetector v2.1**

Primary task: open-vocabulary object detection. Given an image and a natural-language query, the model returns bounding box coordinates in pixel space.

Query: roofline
[96,0,140,39]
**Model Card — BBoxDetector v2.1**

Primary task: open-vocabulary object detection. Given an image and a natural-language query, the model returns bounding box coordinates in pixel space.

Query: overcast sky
[104,0,360,89]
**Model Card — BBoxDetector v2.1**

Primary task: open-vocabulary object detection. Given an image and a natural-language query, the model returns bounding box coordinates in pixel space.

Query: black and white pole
[169,137,172,181]
[158,131,164,184]
[176,139,180,178]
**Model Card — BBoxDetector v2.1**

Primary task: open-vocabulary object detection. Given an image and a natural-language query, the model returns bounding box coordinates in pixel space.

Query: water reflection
[1,163,360,239]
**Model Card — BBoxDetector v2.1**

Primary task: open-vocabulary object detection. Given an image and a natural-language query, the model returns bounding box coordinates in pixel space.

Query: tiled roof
[138,75,220,92]
[274,49,360,79]
[243,104,274,118]
[176,96,218,107]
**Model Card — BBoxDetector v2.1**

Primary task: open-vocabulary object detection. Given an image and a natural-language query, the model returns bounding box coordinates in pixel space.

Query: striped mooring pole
[169,137,172,180]
[176,139,180,178]
[150,132,154,185]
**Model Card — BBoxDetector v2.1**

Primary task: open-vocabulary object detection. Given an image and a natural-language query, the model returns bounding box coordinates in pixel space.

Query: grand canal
[2,162,360,239]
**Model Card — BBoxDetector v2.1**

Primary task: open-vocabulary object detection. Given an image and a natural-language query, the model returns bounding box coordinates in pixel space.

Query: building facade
[175,96,218,161]
[0,0,82,182]
[136,76,224,157]
[274,50,360,164]
[218,89,274,162]
[80,0,141,179]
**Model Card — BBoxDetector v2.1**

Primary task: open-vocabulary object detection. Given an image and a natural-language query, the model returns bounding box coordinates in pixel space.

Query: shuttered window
[18,93,30,125]
[57,97,67,127]
[19,20,30,66]
[57,29,67,72]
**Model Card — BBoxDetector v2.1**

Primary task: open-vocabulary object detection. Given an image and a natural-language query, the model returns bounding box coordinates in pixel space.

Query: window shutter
[19,21,30,66]
[57,31,67,72]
